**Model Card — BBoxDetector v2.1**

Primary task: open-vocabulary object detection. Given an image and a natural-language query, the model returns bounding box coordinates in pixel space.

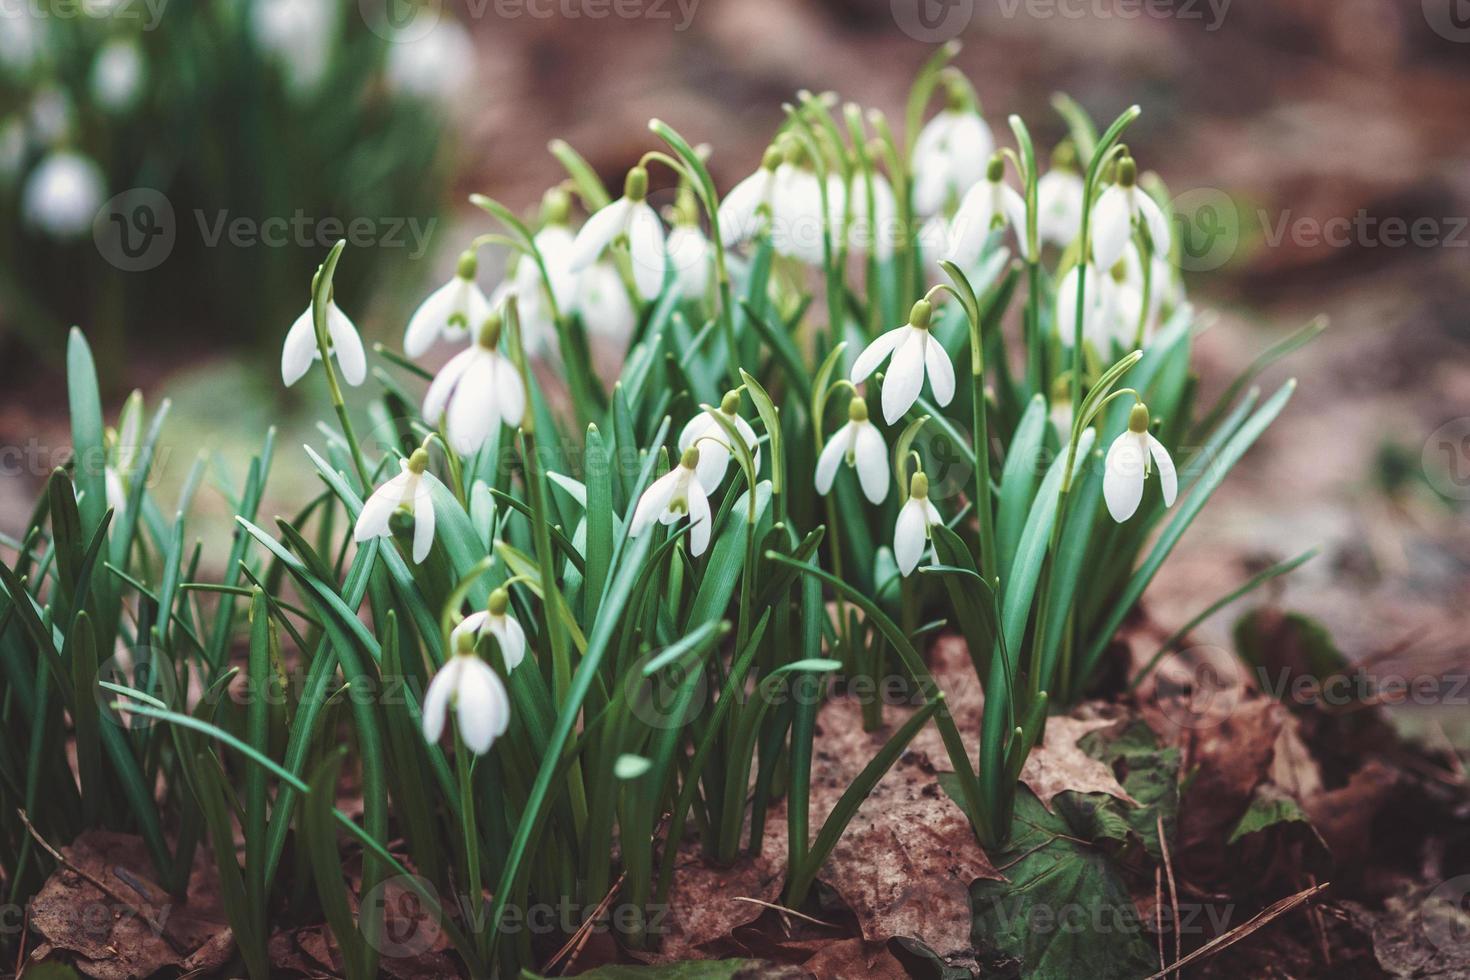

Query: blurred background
[1,0,1467,732]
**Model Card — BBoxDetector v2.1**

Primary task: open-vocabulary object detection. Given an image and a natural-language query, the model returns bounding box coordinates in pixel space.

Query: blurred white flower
[91,36,146,114]
[252,0,338,97]
[29,87,75,145]
[769,160,826,264]
[569,167,667,301]
[667,223,712,300]
[405,250,488,357]
[631,446,712,556]
[895,471,942,577]
[677,392,760,491]
[815,397,888,505]
[386,19,475,105]
[281,300,366,387]
[839,171,899,260]
[1055,263,1115,352]
[850,299,956,425]
[1091,156,1171,270]
[718,146,780,248]
[1036,168,1084,248]
[946,157,1027,268]
[912,102,993,217]
[422,314,524,455]
[22,151,105,239]
[1103,403,1177,523]
[422,641,511,755]
[451,588,527,672]
[354,449,435,563]
[574,260,636,340]
[0,9,42,79]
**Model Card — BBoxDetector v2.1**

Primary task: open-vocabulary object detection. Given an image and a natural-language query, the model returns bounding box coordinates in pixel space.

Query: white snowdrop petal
[693,439,731,491]
[733,415,762,476]
[630,469,680,537]
[945,182,996,268]
[404,280,457,357]
[1137,192,1172,255]
[853,422,890,505]
[894,499,929,577]
[423,346,474,424]
[410,477,435,564]
[328,305,367,386]
[493,353,526,429]
[686,480,712,557]
[354,471,410,542]
[446,351,497,455]
[1147,434,1178,507]
[420,658,460,745]
[881,330,925,425]
[924,335,956,407]
[1103,431,1147,523]
[280,309,319,387]
[850,326,908,384]
[718,171,771,246]
[451,611,489,649]
[569,198,630,272]
[627,203,668,301]
[494,615,527,672]
[813,426,848,495]
[455,657,510,754]
[1090,186,1132,270]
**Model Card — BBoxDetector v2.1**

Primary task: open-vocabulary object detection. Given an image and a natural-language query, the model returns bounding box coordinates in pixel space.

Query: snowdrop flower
[281,298,366,387]
[630,446,712,557]
[912,83,993,217]
[718,145,781,248]
[1103,403,1177,523]
[354,448,436,563]
[0,8,41,80]
[1037,166,1084,248]
[386,18,475,105]
[422,631,511,755]
[423,313,524,455]
[1048,376,1074,441]
[90,36,146,115]
[23,151,105,239]
[677,390,760,491]
[495,190,579,355]
[404,250,488,357]
[1091,156,1171,271]
[815,397,888,505]
[251,0,338,97]
[29,88,74,146]
[946,155,1027,269]
[666,185,713,301]
[574,260,637,340]
[895,471,942,577]
[851,299,956,425]
[450,587,527,672]
[1054,263,1116,352]
[769,148,828,265]
[569,166,667,302]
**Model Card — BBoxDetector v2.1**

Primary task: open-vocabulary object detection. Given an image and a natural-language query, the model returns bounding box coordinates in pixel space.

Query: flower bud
[407,448,430,474]
[456,249,478,280]
[488,587,510,616]
[680,445,701,470]
[543,187,571,226]
[624,166,649,202]
[908,298,933,330]
[1117,155,1137,189]
[720,389,741,415]
[1128,402,1151,433]
[455,628,478,655]
[986,153,1005,183]
[910,470,930,499]
[848,397,869,423]
[477,314,503,350]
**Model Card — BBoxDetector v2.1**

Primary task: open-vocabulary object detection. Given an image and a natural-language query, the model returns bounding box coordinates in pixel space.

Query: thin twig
[542,872,625,976]
[731,896,843,930]
[1153,867,1165,979]
[1157,813,1181,979]
[1140,881,1330,980]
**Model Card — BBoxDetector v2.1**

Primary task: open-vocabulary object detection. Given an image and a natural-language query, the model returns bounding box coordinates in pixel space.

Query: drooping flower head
[912,76,994,218]
[815,396,889,505]
[281,295,366,388]
[718,144,782,249]
[946,153,1027,269]
[450,586,527,672]
[569,166,667,302]
[1103,402,1177,523]
[666,183,713,301]
[423,312,525,455]
[895,470,943,577]
[677,390,761,491]
[851,298,956,425]
[630,446,713,556]
[354,447,436,563]
[1091,154,1171,271]
[404,249,489,357]
[1036,141,1085,248]
[768,137,828,265]
[422,629,512,755]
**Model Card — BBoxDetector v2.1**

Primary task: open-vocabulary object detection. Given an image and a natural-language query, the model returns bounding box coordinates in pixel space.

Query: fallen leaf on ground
[1020,710,1141,812]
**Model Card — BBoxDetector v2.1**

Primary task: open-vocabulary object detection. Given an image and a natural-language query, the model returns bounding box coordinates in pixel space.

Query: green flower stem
[455,741,485,959]
[310,241,370,491]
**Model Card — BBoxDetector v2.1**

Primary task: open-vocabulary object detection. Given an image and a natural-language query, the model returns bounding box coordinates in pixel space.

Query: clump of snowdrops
[0,43,1319,978]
